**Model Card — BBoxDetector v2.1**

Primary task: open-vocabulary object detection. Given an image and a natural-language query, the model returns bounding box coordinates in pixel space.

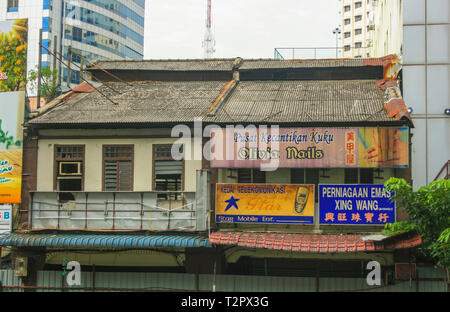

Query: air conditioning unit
[59,162,82,176]
[15,257,28,277]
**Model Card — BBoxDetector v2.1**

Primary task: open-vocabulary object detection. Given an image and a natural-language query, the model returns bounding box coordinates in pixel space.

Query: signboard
[0,204,12,234]
[216,183,315,225]
[211,127,409,168]
[319,184,396,225]
[0,19,28,90]
[0,19,27,204]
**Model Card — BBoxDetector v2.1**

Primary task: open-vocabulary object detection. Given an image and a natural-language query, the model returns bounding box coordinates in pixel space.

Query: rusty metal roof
[28,79,410,127]
[28,80,229,125]
[206,80,391,124]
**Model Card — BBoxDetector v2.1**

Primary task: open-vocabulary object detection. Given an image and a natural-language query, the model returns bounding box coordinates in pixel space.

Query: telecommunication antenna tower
[203,0,215,58]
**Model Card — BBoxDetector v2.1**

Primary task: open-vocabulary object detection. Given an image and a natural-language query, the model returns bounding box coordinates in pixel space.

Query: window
[237,169,266,183]
[290,169,319,202]
[344,45,351,52]
[359,168,374,184]
[344,168,374,184]
[355,15,362,22]
[290,169,305,184]
[344,168,358,184]
[344,32,351,38]
[43,0,51,10]
[344,5,351,12]
[54,145,84,191]
[344,18,351,25]
[355,28,362,36]
[7,0,19,12]
[355,42,363,48]
[153,144,184,199]
[103,145,134,191]
[355,2,362,9]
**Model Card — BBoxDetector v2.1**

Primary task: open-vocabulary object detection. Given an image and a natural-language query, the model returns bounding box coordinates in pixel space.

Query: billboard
[0,19,28,91]
[0,19,27,204]
[211,127,409,168]
[318,184,396,225]
[0,204,12,234]
[216,183,315,225]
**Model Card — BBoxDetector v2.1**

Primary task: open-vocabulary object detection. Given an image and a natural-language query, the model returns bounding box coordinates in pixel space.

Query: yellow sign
[0,150,22,203]
[216,183,315,224]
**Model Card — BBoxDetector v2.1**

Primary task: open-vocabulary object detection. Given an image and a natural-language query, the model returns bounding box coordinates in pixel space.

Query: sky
[144,0,341,60]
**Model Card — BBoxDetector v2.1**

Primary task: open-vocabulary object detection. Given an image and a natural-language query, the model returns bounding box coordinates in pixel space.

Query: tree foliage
[28,66,59,102]
[383,178,450,268]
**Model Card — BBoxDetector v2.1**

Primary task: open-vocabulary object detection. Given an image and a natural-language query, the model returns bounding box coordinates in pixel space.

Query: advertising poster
[0,204,12,234]
[319,184,396,225]
[216,183,315,225]
[0,19,27,204]
[211,127,409,168]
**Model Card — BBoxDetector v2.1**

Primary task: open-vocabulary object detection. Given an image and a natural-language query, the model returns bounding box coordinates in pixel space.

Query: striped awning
[210,231,422,253]
[0,233,211,249]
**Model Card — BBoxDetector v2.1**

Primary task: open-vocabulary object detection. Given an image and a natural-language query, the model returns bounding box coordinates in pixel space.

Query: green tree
[383,178,450,287]
[28,66,59,103]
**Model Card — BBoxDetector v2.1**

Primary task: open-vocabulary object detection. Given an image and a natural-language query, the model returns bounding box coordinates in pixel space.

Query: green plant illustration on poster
[0,119,21,149]
[0,19,28,92]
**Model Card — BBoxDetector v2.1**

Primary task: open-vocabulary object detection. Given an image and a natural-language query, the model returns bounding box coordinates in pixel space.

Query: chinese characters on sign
[319,184,396,225]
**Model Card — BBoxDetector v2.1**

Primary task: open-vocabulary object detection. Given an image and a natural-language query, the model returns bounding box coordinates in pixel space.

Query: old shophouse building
[0,56,433,292]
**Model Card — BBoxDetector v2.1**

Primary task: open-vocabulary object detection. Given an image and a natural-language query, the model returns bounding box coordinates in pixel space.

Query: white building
[0,0,145,96]
[339,0,449,189]
[401,0,450,188]
[340,0,376,58]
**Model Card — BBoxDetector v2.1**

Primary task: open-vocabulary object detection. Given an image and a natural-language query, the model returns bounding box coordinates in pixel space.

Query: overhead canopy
[0,233,211,249]
[210,231,422,253]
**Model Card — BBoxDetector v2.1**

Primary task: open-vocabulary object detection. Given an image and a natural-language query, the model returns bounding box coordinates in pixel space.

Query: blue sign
[319,184,395,225]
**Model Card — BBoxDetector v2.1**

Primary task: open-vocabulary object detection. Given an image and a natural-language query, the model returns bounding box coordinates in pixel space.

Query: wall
[402,0,450,188]
[1,267,444,292]
[36,137,202,192]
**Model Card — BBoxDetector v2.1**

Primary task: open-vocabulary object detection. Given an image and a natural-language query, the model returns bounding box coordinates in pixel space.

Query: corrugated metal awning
[210,231,422,253]
[0,234,211,249]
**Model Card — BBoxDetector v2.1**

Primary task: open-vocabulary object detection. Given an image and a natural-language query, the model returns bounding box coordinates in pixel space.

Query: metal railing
[29,191,202,232]
[434,160,450,181]
[274,47,371,60]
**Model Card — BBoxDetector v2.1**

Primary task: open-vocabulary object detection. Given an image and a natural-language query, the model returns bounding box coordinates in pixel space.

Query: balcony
[29,171,210,232]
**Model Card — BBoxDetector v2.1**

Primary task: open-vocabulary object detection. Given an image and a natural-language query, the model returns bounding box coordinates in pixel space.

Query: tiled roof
[209,231,422,253]
[28,81,229,125]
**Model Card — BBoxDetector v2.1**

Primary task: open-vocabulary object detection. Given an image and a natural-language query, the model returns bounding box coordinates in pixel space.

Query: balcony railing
[29,171,210,232]
[274,47,371,60]
[434,160,450,181]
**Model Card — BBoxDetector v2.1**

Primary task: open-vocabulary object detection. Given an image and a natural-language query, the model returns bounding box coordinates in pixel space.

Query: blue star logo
[225,195,240,212]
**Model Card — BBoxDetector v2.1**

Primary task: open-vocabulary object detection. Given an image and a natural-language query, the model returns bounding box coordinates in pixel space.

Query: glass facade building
[1,0,145,90]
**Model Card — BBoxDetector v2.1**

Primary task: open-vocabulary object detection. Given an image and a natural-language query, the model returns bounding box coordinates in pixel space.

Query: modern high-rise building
[353,0,449,189]
[340,0,376,58]
[0,0,145,96]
